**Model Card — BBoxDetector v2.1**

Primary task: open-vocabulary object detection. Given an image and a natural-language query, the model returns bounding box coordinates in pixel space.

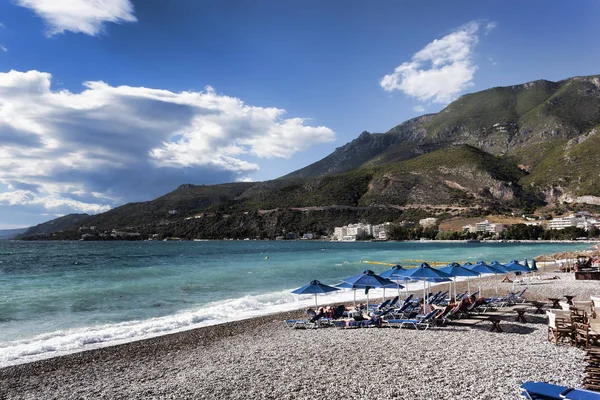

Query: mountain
[286,75,600,182]
[0,227,29,240]
[18,74,600,240]
[18,214,90,239]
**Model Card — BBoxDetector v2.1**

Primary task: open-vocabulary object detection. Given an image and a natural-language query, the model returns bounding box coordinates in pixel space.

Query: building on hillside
[462,224,477,234]
[302,233,314,240]
[346,224,365,238]
[332,222,391,241]
[333,227,348,241]
[474,220,506,234]
[548,213,600,231]
[419,218,438,228]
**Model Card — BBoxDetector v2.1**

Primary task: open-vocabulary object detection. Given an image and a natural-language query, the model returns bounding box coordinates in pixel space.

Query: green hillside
[19,74,600,240]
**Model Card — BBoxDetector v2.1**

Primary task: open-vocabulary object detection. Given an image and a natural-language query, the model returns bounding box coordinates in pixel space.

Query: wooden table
[530,301,546,314]
[488,316,503,332]
[514,307,528,323]
[549,297,562,309]
[565,295,576,305]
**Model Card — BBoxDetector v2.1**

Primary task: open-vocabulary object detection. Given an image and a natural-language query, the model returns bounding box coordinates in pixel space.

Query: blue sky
[0,0,599,229]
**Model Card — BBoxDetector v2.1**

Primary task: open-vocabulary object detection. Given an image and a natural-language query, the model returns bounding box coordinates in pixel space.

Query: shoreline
[1,271,591,399]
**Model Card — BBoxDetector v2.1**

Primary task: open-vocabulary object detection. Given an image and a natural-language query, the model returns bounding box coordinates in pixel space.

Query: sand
[0,264,597,400]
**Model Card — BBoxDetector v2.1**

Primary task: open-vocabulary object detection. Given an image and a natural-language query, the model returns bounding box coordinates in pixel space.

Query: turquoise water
[0,240,591,366]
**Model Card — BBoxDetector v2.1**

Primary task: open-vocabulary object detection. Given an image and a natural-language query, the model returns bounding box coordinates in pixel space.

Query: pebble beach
[0,263,597,400]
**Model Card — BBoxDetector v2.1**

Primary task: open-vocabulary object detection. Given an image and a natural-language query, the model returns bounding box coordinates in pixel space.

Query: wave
[0,279,446,368]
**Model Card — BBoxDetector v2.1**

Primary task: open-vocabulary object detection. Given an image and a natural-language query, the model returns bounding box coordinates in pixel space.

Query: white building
[419,218,438,228]
[463,224,477,234]
[333,227,348,241]
[474,220,505,234]
[548,215,578,230]
[549,214,600,231]
[333,222,391,241]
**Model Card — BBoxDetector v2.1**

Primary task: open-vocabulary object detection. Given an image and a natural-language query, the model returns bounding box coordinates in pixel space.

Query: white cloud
[489,57,497,66]
[16,0,137,36]
[0,190,110,213]
[0,69,335,215]
[0,45,6,52]
[380,21,491,105]
[485,22,497,35]
[0,22,4,28]
[413,105,425,113]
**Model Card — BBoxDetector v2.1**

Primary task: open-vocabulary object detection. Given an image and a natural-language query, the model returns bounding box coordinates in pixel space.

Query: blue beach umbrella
[403,263,452,310]
[503,259,531,291]
[438,263,480,300]
[530,259,538,271]
[380,265,412,297]
[292,280,340,311]
[503,260,529,273]
[467,261,507,297]
[340,270,398,310]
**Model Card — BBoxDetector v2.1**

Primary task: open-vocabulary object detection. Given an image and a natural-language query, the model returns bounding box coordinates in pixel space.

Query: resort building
[419,218,438,228]
[548,213,600,231]
[474,220,506,234]
[332,222,391,241]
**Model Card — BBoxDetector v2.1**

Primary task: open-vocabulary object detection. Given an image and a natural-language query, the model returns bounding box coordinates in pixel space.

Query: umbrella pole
[383,288,386,301]
[467,277,470,296]
[353,289,356,309]
[315,294,318,311]
[423,280,426,314]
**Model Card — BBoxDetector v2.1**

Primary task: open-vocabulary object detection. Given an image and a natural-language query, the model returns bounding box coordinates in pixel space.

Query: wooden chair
[547,310,574,344]
[571,307,588,324]
[574,322,600,349]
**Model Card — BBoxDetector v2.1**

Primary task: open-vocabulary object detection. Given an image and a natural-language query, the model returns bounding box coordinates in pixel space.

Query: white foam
[0,275,498,368]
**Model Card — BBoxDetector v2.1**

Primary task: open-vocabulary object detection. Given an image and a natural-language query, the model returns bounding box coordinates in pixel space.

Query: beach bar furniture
[585,348,600,391]
[547,309,573,344]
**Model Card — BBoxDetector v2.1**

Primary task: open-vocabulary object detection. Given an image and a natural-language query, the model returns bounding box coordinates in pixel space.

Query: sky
[0,1,599,229]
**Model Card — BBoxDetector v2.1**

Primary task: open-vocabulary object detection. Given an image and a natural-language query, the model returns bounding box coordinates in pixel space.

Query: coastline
[1,266,597,399]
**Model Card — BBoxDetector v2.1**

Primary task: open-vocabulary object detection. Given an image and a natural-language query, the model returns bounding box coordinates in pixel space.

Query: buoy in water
[265,256,270,259]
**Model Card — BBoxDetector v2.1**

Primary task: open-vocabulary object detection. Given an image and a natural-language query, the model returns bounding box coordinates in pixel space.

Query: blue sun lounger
[385,309,439,330]
[520,381,600,400]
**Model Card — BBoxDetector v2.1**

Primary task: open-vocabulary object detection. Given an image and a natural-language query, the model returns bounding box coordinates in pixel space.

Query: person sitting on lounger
[309,307,325,322]
[433,298,456,318]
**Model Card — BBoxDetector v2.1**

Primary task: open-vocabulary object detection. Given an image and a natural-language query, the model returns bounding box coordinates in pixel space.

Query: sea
[0,240,592,367]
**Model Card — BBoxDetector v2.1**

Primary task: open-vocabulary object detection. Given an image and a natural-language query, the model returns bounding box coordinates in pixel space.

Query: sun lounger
[520,381,568,399]
[284,310,325,329]
[520,381,600,400]
[385,309,440,330]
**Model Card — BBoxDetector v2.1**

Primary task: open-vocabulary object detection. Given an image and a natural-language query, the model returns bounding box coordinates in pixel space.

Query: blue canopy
[342,270,397,287]
[438,264,480,277]
[403,263,452,281]
[292,280,340,295]
[339,270,399,309]
[292,280,340,310]
[379,265,412,281]
[503,260,530,272]
[468,261,506,274]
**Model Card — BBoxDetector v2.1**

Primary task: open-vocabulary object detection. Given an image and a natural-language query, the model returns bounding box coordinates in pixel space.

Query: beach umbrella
[336,281,400,308]
[292,280,340,311]
[340,270,398,310]
[499,260,528,291]
[530,259,538,271]
[438,263,479,301]
[503,260,529,272]
[380,265,412,297]
[402,263,452,312]
[467,261,506,297]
